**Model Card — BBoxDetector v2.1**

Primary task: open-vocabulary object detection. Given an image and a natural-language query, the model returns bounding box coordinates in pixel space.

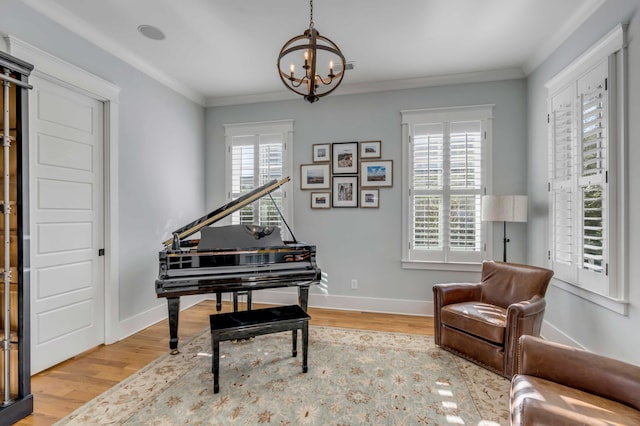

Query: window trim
[224,119,294,231]
[401,105,494,271]
[545,23,628,315]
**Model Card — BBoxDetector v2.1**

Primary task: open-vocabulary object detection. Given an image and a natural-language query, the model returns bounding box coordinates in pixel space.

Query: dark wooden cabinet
[0,50,33,425]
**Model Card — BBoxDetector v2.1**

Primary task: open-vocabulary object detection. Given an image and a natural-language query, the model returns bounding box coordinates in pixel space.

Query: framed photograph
[310,192,331,209]
[312,143,330,163]
[300,163,330,189]
[360,189,379,208]
[360,140,381,159]
[360,160,393,187]
[332,142,359,174]
[332,176,358,208]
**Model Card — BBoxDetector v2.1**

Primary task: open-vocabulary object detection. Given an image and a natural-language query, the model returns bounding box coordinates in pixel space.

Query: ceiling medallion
[277,0,346,103]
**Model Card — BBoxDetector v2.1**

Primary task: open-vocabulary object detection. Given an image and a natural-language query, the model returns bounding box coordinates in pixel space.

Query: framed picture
[332,142,358,174]
[300,163,330,189]
[360,160,393,187]
[311,192,331,209]
[312,143,330,163]
[332,176,358,207]
[360,189,379,208]
[360,140,381,159]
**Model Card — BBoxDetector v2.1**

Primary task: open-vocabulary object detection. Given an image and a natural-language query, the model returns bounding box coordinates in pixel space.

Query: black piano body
[156,178,320,353]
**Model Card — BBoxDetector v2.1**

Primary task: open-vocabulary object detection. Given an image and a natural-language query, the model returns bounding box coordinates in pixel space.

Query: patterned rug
[56,326,510,425]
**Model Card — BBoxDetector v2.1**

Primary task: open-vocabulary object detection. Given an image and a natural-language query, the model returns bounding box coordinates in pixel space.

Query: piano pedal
[231,337,255,344]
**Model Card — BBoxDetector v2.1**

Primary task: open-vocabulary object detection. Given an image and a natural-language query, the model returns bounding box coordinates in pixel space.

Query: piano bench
[209,304,311,394]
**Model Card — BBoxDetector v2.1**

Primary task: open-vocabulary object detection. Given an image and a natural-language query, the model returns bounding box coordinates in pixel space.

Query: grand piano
[156,177,320,353]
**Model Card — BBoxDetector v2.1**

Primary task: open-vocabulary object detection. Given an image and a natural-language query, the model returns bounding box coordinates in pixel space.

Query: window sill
[551,278,628,316]
[401,260,482,272]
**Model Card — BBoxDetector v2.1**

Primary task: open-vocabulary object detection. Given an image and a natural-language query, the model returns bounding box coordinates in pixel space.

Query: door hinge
[99,248,105,256]
[547,113,550,124]
[548,250,551,260]
[605,263,609,276]
[605,78,608,91]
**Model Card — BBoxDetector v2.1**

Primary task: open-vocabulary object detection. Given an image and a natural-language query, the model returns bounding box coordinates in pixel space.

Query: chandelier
[277,0,346,103]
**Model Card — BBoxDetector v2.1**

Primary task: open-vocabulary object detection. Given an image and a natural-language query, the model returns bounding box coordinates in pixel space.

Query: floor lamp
[481,195,528,262]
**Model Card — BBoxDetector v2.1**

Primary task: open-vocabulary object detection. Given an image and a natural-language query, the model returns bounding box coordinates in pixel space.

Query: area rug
[56,326,510,425]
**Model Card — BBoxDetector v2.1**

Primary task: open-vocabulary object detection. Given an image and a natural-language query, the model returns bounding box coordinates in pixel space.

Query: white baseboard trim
[207,290,433,317]
[540,320,585,349]
[113,295,207,342]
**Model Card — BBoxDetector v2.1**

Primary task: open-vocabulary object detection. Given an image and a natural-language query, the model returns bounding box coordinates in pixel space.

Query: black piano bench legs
[210,305,310,394]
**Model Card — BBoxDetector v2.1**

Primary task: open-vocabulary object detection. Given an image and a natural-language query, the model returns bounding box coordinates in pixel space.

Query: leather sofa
[511,335,640,425]
[433,261,553,378]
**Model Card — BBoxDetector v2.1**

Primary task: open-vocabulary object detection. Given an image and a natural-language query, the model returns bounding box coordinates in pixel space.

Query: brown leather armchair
[433,261,553,378]
[511,335,640,425]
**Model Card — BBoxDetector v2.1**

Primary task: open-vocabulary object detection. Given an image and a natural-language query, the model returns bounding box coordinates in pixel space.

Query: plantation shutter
[576,61,608,291]
[545,23,626,307]
[449,121,482,257]
[412,123,444,259]
[548,59,609,293]
[407,114,486,264]
[230,134,286,228]
[549,85,576,281]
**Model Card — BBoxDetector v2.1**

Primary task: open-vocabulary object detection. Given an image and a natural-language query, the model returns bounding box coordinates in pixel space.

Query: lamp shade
[481,195,528,222]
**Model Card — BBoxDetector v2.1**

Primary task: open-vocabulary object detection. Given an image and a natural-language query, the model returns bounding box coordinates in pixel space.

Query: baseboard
[113,295,207,342]
[208,290,432,317]
[540,320,586,349]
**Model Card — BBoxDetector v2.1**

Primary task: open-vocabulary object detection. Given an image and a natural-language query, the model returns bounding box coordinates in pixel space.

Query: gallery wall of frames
[300,140,393,209]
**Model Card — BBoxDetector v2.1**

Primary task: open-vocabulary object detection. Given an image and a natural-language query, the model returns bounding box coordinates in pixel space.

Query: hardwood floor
[17,300,432,425]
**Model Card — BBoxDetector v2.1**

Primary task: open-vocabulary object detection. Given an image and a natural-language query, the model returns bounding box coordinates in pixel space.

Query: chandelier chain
[309,0,314,30]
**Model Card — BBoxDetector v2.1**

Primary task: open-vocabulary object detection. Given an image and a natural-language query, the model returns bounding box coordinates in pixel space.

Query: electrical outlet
[351,279,358,289]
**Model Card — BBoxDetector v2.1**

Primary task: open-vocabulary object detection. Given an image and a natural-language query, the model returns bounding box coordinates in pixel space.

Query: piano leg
[216,292,222,312]
[167,297,180,355]
[298,285,310,311]
[232,291,253,312]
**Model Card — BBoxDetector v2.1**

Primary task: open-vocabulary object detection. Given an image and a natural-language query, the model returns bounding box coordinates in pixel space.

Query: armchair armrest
[503,296,547,377]
[432,283,482,345]
[433,282,482,306]
[516,335,640,411]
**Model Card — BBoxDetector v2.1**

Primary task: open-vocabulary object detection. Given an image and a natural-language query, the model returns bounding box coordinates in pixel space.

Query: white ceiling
[21,0,605,106]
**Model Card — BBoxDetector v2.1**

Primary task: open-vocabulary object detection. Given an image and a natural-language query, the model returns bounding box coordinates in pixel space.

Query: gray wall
[206,79,528,309]
[527,0,640,365]
[0,0,206,322]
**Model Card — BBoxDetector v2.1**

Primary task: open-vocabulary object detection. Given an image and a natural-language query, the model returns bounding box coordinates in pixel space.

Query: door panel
[30,77,105,373]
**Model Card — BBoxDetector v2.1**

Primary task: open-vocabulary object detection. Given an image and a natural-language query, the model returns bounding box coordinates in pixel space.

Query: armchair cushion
[441,302,506,344]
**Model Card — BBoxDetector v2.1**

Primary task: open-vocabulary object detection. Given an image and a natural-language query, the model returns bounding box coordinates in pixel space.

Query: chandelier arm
[278,70,310,89]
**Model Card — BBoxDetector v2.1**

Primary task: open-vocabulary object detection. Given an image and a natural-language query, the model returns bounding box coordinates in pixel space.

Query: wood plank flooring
[17,300,432,425]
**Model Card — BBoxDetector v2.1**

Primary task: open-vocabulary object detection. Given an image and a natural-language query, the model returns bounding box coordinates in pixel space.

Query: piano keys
[156,177,320,354]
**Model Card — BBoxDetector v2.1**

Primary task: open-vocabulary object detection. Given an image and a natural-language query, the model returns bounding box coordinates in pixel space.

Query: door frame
[6,36,121,344]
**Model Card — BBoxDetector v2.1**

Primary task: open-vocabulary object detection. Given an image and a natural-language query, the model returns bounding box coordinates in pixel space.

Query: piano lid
[162,177,290,248]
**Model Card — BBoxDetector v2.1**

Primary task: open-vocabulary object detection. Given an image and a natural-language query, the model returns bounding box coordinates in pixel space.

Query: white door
[30,76,105,373]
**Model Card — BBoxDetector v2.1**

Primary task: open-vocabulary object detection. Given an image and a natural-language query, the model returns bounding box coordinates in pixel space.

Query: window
[401,105,493,270]
[546,24,627,313]
[224,120,294,236]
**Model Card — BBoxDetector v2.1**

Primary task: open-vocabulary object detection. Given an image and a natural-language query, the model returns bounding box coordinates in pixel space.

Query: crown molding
[522,0,607,75]
[206,67,526,107]
[20,0,205,106]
